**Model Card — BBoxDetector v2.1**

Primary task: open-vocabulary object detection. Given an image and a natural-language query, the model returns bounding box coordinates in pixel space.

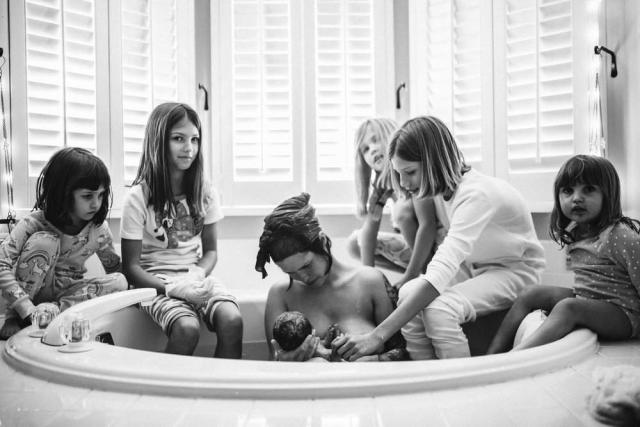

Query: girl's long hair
[388,116,469,199]
[354,118,398,217]
[132,102,205,217]
[34,147,112,227]
[550,154,640,245]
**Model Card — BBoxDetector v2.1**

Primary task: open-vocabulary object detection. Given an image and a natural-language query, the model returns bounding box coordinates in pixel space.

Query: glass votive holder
[28,310,55,338]
[58,313,93,353]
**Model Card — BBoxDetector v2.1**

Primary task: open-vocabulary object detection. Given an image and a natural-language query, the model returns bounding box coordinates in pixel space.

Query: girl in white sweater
[334,116,545,360]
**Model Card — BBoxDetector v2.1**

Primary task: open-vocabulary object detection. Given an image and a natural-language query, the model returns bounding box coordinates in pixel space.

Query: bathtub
[3,288,598,400]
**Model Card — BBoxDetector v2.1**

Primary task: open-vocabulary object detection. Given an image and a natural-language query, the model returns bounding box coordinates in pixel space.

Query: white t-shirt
[120,182,223,270]
[423,169,545,293]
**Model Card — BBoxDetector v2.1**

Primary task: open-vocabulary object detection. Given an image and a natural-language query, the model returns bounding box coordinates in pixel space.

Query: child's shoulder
[608,219,640,240]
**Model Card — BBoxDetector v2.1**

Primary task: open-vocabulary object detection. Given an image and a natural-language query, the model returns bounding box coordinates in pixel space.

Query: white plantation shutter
[424,0,488,171]
[494,0,597,209]
[314,0,375,181]
[504,0,574,173]
[120,0,179,184]
[214,0,391,210]
[24,0,97,177]
[231,0,293,181]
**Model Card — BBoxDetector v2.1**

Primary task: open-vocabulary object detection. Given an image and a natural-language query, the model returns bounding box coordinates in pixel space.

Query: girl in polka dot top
[488,155,640,353]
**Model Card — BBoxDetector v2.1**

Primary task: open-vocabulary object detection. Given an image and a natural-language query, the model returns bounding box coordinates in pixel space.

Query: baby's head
[272,311,312,351]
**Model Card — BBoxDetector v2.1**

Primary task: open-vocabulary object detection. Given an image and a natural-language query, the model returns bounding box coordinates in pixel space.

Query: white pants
[399,261,542,359]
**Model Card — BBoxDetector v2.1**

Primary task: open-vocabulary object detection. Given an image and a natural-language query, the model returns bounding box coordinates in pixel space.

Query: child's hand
[367,188,393,220]
[34,302,60,319]
[165,280,214,306]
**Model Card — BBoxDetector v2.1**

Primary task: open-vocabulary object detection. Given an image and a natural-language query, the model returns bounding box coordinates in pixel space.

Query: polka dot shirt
[568,222,640,336]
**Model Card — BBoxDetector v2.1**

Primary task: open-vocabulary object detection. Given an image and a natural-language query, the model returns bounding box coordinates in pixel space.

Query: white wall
[605,0,640,218]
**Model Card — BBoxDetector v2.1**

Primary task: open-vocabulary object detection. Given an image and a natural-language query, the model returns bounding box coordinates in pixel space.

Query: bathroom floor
[1,238,639,426]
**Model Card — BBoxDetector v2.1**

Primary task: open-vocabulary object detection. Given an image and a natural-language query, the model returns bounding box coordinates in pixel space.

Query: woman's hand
[272,332,320,362]
[332,332,384,361]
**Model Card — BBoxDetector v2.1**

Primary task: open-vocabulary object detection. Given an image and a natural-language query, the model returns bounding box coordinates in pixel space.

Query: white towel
[587,365,640,426]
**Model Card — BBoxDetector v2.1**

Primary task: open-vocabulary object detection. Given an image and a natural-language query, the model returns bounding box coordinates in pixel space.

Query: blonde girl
[348,118,440,288]
[121,103,242,358]
[0,147,127,339]
[334,116,545,360]
[488,155,640,353]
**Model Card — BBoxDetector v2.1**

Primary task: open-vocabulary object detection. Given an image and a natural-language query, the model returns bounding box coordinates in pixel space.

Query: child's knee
[213,302,243,336]
[110,273,129,291]
[170,316,201,343]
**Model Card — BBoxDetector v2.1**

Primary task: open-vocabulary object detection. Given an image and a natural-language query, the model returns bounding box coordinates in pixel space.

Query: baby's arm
[395,196,437,288]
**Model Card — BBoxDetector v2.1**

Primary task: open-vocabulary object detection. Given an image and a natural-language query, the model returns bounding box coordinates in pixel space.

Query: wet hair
[388,116,470,199]
[132,102,205,218]
[354,118,398,217]
[272,311,312,351]
[550,154,640,245]
[255,193,333,281]
[34,147,112,227]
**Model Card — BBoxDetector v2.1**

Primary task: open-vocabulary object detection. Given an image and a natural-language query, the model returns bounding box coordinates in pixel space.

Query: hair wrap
[255,193,326,278]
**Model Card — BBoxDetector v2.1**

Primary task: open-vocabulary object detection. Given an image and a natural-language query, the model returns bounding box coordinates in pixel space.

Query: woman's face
[275,251,328,288]
[391,156,422,195]
[359,126,386,173]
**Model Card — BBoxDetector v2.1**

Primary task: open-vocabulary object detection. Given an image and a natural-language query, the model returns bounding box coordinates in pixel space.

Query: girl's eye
[561,187,572,195]
[584,185,597,193]
[172,135,183,142]
[191,137,200,144]
[361,145,369,154]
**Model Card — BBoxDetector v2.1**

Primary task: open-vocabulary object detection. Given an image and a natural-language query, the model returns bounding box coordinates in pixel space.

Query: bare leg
[515,298,632,351]
[487,286,573,354]
[166,316,200,355]
[212,301,243,359]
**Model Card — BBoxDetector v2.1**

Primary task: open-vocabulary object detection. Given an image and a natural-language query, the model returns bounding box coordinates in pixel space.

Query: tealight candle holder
[58,314,93,353]
[28,310,55,338]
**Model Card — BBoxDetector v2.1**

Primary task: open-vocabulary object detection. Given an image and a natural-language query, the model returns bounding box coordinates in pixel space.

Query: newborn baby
[272,311,342,361]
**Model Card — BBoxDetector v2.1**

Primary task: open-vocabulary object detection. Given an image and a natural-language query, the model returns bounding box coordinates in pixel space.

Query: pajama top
[0,211,121,317]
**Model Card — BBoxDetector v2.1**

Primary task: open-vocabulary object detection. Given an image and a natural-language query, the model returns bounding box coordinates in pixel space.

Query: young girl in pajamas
[488,155,640,353]
[121,102,242,358]
[334,116,545,360]
[347,118,441,288]
[0,147,127,339]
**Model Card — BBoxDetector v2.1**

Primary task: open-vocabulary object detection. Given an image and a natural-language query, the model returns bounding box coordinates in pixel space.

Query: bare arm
[120,238,167,294]
[360,188,393,266]
[198,222,218,275]
[396,196,437,287]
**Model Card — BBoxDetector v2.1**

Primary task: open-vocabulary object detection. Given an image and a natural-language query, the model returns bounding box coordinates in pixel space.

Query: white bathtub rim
[4,327,597,399]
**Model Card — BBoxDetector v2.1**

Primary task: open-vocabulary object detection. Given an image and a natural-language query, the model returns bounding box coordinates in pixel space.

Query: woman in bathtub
[256,193,407,362]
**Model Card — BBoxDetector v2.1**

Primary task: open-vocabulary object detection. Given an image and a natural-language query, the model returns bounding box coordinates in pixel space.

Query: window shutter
[120,0,179,184]
[425,0,485,170]
[231,0,293,182]
[494,0,598,209]
[25,0,97,176]
[504,0,574,174]
[314,0,375,181]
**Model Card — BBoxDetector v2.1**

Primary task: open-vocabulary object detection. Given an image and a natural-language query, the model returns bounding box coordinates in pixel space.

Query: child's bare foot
[0,317,23,340]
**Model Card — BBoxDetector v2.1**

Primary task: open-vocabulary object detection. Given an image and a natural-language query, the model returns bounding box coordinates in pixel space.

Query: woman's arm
[395,196,438,287]
[334,276,440,361]
[120,238,167,294]
[197,222,218,276]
